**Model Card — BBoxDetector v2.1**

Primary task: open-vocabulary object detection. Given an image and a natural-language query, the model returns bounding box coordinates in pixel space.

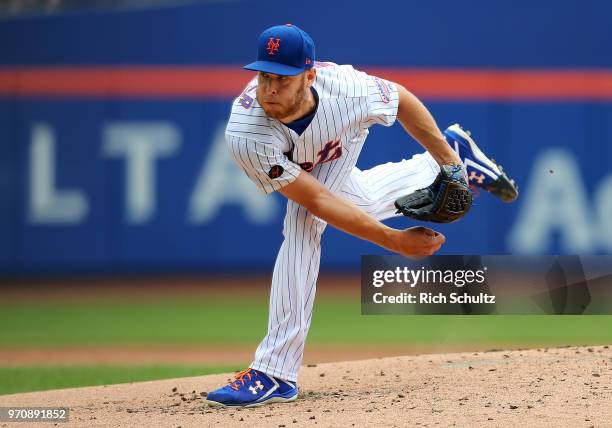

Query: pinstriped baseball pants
[249,151,440,382]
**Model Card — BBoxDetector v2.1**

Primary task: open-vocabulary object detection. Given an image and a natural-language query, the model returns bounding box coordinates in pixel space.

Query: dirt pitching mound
[0,346,610,427]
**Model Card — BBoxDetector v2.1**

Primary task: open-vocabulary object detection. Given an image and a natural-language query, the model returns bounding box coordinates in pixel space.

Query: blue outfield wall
[0,0,611,273]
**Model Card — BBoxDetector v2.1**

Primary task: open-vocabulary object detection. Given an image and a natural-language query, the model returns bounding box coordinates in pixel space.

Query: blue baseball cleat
[444,124,518,203]
[203,368,298,408]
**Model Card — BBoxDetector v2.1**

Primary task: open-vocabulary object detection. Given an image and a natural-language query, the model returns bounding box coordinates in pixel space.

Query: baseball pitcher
[204,24,517,407]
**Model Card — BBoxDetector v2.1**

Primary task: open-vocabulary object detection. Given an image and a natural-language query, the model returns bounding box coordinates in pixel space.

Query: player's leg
[250,200,325,382]
[341,124,518,220]
[341,151,441,221]
[205,201,324,407]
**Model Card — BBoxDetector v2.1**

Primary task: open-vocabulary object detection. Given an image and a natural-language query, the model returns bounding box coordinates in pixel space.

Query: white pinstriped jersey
[225,62,399,194]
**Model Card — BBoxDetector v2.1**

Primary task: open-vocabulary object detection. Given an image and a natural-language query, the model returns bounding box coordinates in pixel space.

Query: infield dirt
[0,345,610,427]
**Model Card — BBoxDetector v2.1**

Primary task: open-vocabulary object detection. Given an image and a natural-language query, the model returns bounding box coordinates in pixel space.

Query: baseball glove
[394,164,473,223]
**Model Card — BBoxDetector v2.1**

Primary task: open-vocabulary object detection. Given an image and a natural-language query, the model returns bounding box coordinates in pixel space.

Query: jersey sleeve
[226,134,302,194]
[364,74,399,127]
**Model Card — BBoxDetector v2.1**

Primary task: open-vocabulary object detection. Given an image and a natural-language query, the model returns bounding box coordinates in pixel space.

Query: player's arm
[395,84,461,166]
[279,170,445,258]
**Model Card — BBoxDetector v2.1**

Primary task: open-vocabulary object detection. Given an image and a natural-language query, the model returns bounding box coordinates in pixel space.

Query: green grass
[1,295,611,347]
[1,294,611,395]
[0,365,239,396]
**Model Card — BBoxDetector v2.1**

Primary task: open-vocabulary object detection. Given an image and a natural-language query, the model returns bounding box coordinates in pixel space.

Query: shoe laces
[229,368,258,391]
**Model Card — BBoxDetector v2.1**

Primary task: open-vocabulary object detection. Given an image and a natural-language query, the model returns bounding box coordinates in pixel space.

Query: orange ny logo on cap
[267,37,280,55]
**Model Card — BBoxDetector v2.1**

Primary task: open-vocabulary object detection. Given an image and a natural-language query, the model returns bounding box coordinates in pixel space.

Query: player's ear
[305,68,316,86]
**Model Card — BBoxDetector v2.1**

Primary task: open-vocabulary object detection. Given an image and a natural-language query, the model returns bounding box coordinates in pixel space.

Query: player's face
[256,71,310,121]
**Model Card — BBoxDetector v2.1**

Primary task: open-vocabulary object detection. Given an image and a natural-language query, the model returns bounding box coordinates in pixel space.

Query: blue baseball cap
[244,24,315,76]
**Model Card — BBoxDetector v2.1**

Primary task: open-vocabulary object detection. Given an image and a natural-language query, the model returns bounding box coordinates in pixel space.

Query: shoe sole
[485,174,519,203]
[445,124,502,177]
[203,393,298,408]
